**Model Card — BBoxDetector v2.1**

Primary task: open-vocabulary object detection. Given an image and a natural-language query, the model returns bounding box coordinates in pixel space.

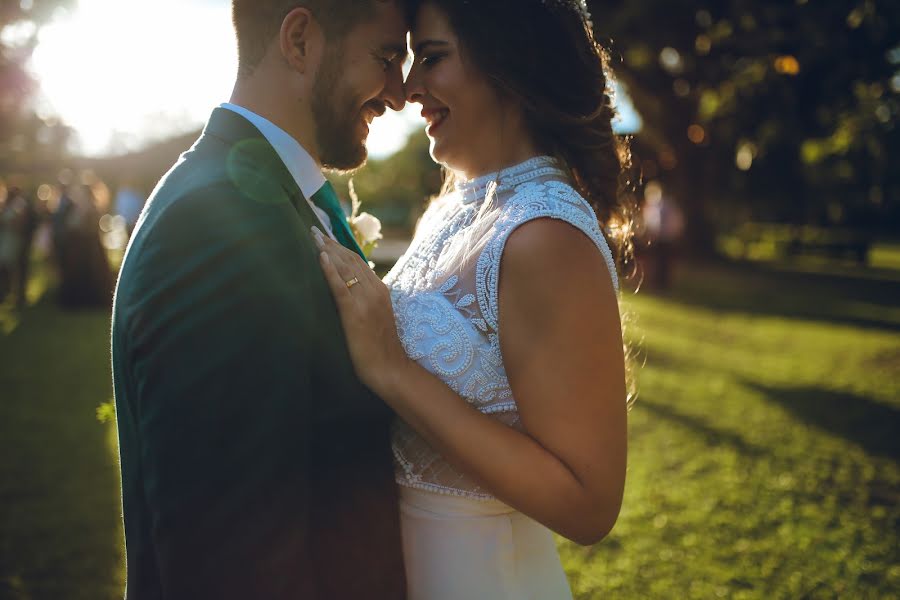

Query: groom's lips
[356,102,387,136]
[358,107,383,137]
[363,102,387,124]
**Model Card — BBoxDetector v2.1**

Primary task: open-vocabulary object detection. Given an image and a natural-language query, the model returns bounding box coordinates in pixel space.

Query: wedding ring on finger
[345,276,360,289]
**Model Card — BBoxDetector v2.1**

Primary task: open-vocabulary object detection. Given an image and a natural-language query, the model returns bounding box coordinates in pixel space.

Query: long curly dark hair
[404,0,636,270]
[406,0,639,406]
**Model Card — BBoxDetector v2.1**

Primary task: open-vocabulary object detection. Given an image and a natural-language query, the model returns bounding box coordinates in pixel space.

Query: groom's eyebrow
[413,40,450,54]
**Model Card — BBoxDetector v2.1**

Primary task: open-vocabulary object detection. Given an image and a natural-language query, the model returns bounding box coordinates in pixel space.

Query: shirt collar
[219,102,326,199]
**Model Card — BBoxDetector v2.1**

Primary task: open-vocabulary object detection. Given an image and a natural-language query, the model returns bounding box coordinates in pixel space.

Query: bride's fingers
[311,230,383,300]
[318,251,356,306]
[310,226,375,272]
[312,227,359,277]
[344,246,376,277]
[312,227,358,268]
[318,234,381,291]
[311,226,341,254]
[314,228,373,272]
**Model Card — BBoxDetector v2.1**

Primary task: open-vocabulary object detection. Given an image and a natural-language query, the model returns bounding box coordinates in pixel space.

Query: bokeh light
[28,0,421,158]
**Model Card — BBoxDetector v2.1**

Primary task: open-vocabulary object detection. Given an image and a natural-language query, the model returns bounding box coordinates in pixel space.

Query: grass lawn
[0,261,123,600]
[1,256,898,599]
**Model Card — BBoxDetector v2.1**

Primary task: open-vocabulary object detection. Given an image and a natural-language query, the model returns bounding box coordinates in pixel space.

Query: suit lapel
[288,188,328,234]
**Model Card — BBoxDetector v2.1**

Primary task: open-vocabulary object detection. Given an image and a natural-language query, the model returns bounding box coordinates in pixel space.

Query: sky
[28,0,640,159]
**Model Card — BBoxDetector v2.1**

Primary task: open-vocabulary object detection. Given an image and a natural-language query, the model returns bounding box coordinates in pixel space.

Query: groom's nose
[380,64,406,111]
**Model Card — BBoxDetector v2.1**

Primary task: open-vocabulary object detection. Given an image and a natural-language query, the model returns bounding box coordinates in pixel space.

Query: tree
[1,0,74,173]
[596,0,900,251]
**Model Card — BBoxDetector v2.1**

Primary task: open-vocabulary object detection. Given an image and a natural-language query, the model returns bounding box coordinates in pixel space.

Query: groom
[111,1,408,598]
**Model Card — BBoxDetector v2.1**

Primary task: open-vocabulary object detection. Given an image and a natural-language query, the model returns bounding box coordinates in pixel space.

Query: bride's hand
[311,226,412,397]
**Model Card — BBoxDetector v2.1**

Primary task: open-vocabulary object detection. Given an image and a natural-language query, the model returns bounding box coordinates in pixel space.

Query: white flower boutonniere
[346,179,383,259]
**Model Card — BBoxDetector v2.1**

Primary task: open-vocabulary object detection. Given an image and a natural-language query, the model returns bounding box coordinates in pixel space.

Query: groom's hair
[232,0,389,79]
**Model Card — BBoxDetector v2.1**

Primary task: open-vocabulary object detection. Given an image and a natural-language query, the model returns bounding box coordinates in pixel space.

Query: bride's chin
[428,139,444,162]
[433,156,468,177]
[429,139,456,169]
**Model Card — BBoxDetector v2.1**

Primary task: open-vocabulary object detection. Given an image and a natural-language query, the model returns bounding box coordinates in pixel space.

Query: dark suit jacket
[111,108,406,599]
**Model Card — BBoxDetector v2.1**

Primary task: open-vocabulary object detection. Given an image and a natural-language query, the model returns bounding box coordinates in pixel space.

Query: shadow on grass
[742,380,900,461]
[640,258,900,332]
[636,397,768,458]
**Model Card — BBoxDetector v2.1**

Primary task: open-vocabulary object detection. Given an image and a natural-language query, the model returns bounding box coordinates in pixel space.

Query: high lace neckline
[455,155,567,205]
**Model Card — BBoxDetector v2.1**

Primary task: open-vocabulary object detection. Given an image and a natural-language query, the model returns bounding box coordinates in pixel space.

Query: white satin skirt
[399,486,574,600]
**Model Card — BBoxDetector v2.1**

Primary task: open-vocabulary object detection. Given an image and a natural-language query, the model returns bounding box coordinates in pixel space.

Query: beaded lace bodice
[384,156,618,499]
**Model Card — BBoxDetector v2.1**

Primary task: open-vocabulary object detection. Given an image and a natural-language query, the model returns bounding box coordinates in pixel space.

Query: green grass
[560,261,900,599]
[1,258,897,599]
[869,243,900,272]
[0,264,123,600]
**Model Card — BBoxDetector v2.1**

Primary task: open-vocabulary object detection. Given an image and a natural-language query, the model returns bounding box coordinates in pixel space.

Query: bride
[313,0,632,597]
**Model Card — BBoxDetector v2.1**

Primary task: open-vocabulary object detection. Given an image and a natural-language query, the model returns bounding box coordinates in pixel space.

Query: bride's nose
[404,65,425,104]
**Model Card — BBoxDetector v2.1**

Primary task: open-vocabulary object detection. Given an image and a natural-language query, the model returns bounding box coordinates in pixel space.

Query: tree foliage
[596,0,900,243]
[3,0,898,245]
[0,0,74,172]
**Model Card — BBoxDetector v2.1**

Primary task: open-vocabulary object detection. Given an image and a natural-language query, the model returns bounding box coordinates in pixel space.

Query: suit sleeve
[124,185,322,598]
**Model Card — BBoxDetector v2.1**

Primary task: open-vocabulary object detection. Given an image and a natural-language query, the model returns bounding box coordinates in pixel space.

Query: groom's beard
[313,48,368,172]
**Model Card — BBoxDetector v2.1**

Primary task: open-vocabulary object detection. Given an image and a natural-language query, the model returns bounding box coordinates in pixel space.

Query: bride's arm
[314,219,627,545]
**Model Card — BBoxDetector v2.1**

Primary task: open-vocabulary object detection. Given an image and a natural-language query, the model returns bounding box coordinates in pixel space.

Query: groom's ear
[279,7,324,74]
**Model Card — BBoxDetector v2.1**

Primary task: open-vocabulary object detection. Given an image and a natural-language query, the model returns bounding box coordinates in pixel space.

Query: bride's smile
[405,3,540,180]
[421,106,449,135]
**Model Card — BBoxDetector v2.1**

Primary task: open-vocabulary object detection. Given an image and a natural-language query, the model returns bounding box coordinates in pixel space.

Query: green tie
[310,181,366,260]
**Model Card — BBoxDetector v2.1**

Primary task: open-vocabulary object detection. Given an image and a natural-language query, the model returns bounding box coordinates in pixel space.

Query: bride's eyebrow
[413,40,450,54]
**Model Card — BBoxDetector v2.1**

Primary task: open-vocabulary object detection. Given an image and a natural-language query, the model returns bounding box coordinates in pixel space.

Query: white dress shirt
[219,102,336,239]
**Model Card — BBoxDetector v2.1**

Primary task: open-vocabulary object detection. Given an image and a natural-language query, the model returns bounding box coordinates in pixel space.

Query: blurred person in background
[14,187,39,307]
[50,182,73,272]
[642,183,684,290]
[0,185,37,307]
[55,182,112,308]
[113,182,144,239]
[0,183,17,301]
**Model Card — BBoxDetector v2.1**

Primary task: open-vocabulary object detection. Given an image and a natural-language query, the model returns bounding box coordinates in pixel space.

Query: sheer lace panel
[385,156,619,500]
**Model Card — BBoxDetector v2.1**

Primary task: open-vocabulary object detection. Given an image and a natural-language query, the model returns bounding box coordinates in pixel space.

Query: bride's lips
[422,107,449,136]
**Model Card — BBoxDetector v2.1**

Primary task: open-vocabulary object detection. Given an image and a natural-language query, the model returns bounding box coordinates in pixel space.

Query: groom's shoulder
[150,136,282,209]
[119,139,300,286]
[141,138,293,235]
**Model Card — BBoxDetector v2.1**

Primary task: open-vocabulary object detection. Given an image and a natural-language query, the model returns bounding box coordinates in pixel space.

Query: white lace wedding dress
[383,156,619,600]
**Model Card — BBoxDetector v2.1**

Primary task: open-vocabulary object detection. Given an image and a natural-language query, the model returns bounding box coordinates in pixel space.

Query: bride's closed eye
[418,53,447,68]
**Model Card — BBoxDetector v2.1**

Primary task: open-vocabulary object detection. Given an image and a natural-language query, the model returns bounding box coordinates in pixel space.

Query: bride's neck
[457,113,544,180]
[459,146,543,181]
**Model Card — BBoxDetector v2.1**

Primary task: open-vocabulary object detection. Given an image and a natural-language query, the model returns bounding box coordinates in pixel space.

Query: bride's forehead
[409,3,455,39]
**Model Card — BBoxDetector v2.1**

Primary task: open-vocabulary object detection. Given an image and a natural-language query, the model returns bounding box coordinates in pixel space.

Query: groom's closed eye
[375,53,395,70]
[376,44,408,71]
